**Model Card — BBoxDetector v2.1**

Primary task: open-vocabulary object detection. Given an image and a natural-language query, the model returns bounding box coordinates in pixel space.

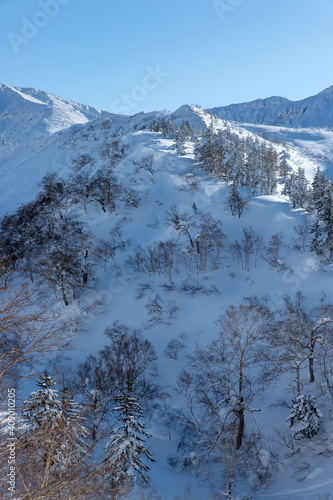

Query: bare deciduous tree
[263,232,284,273]
[263,293,333,393]
[133,154,156,174]
[172,302,272,499]
[291,216,311,253]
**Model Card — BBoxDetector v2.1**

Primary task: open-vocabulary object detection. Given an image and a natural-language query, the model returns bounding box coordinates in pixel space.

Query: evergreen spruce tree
[309,218,325,255]
[283,168,309,208]
[279,156,292,184]
[173,132,186,155]
[180,120,192,140]
[287,394,323,440]
[259,162,277,194]
[244,142,261,193]
[311,167,327,212]
[20,371,62,475]
[195,126,226,176]
[52,387,88,474]
[104,370,155,493]
[317,179,333,258]
[227,183,246,218]
[21,372,88,479]
[255,144,277,194]
[228,137,246,185]
[22,371,61,435]
[283,173,293,201]
[308,170,333,257]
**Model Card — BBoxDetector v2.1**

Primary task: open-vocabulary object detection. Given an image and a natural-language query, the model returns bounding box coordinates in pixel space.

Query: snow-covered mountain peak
[2,80,333,500]
[172,104,214,128]
[173,104,200,115]
[0,82,48,106]
[208,85,333,128]
[0,82,112,134]
[318,84,333,97]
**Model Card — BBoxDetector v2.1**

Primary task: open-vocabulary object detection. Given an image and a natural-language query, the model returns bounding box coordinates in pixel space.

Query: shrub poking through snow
[287,394,323,439]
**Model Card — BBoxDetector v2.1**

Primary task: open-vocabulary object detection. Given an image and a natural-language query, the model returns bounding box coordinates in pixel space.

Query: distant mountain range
[2,80,333,500]
[0,83,214,213]
[208,85,333,128]
[3,81,333,136]
[1,80,333,215]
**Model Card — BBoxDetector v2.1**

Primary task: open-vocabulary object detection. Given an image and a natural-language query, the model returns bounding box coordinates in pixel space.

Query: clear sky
[1,0,333,114]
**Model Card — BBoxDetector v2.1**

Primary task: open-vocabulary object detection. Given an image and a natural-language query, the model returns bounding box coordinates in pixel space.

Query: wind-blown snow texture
[2,82,333,499]
[209,85,333,129]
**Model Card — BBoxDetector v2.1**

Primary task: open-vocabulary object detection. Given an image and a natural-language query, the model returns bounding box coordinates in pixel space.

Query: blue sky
[1,0,333,113]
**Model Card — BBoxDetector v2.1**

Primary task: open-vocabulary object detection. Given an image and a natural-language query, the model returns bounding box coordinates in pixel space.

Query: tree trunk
[82,271,88,285]
[309,330,316,383]
[236,408,244,450]
[61,278,69,306]
[309,356,315,383]
[296,366,301,393]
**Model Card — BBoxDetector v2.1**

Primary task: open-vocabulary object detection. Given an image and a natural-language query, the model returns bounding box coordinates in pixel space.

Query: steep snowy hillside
[2,84,333,500]
[0,90,211,213]
[242,123,333,180]
[209,85,333,128]
[0,83,129,203]
[0,82,113,134]
[0,83,322,216]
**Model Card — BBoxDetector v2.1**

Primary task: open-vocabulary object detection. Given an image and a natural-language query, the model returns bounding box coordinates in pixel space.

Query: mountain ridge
[2,80,333,500]
[208,85,333,128]
[0,82,115,134]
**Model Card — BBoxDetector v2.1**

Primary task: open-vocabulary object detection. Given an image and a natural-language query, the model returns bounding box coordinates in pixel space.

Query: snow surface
[209,84,333,129]
[2,82,333,499]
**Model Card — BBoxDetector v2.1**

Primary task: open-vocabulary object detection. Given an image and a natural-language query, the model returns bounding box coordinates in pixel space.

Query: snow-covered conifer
[311,166,327,212]
[279,156,292,183]
[284,167,309,208]
[173,133,186,155]
[22,371,61,434]
[104,370,155,493]
[51,387,88,474]
[227,182,246,218]
[21,373,88,476]
[317,179,333,258]
[309,218,325,255]
[287,394,323,439]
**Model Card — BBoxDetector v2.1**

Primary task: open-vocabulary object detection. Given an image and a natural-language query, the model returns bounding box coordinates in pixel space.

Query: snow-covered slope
[0,82,113,134]
[209,85,333,128]
[0,82,131,201]
[0,88,214,213]
[241,123,333,179]
[2,83,333,500]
